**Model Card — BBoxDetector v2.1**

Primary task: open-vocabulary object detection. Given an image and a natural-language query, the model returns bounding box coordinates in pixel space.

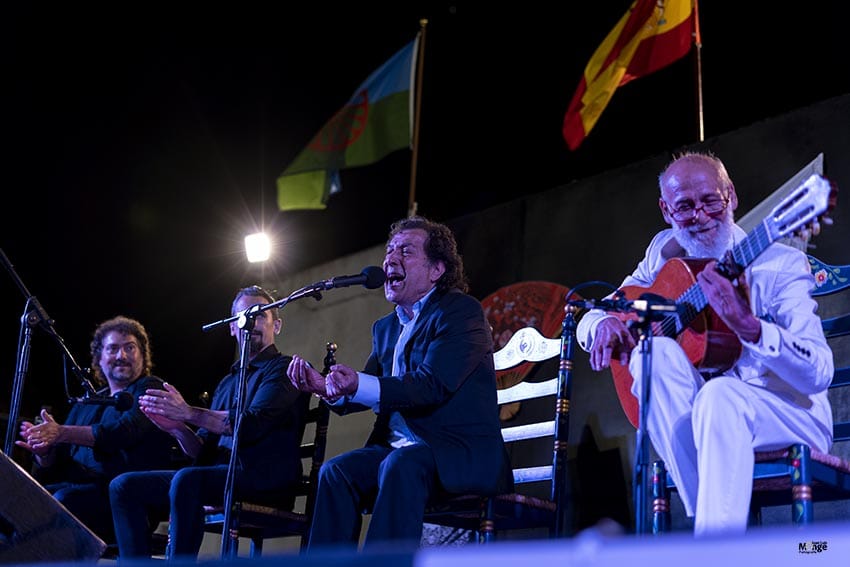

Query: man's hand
[139,383,193,422]
[326,364,359,399]
[288,355,329,397]
[589,317,636,371]
[697,261,761,343]
[16,409,63,455]
[140,406,186,434]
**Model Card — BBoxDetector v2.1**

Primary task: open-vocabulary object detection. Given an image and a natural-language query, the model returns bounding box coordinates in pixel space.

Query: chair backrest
[298,400,329,519]
[492,327,563,486]
[808,255,850,443]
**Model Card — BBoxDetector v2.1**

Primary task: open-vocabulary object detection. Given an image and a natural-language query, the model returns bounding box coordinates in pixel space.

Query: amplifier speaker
[0,450,106,563]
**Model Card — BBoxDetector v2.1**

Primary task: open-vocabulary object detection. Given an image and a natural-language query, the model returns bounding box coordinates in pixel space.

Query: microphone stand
[1,248,94,456]
[629,300,670,535]
[570,282,675,535]
[202,283,323,559]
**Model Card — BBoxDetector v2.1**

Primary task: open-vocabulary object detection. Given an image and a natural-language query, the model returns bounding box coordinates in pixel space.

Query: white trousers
[629,337,831,536]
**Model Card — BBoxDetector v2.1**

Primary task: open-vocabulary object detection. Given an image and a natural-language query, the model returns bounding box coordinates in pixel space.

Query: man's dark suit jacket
[353,288,513,496]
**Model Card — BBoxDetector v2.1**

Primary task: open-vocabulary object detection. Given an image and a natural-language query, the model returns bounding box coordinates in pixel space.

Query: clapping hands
[288,355,358,401]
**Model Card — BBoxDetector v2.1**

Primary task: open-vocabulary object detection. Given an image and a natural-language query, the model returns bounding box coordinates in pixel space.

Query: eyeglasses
[103,342,139,356]
[663,195,731,222]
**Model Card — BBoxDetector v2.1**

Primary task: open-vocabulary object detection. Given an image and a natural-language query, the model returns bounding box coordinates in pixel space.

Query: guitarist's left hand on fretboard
[696,261,762,343]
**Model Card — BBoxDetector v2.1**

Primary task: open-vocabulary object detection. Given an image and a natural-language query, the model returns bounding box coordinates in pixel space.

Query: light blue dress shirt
[347,287,437,448]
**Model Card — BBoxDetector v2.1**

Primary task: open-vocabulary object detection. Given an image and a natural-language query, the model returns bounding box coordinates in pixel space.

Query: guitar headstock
[767,174,837,243]
[790,176,838,245]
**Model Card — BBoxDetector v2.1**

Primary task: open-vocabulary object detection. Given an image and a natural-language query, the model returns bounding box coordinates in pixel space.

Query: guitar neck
[728,222,774,271]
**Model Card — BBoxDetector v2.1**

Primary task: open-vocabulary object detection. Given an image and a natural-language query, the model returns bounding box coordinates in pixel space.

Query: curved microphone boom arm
[201,285,323,334]
[201,266,385,334]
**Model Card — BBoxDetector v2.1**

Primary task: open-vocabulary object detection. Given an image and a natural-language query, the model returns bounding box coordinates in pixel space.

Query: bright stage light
[244,232,271,263]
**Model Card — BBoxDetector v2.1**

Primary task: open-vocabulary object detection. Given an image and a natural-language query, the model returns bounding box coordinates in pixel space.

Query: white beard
[672,208,736,259]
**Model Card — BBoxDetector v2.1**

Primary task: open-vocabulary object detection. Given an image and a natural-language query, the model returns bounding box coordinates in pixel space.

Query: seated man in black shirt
[16,316,175,542]
[109,285,308,559]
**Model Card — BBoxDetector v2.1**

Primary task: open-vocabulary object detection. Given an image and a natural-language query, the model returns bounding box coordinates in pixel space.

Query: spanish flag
[562,0,694,150]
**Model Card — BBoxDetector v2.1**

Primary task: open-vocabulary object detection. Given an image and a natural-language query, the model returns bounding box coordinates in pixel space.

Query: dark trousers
[46,481,115,543]
[308,443,437,551]
[109,465,229,559]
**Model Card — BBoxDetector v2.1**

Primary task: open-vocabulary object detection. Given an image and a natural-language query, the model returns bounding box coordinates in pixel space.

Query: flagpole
[693,0,704,141]
[407,19,428,218]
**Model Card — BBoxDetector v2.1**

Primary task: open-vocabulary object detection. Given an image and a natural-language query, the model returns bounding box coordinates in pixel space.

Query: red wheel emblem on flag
[308,90,370,151]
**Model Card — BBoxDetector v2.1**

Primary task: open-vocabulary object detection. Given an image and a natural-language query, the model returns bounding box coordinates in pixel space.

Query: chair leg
[224,528,239,558]
[300,526,310,551]
[748,496,762,527]
[651,460,670,534]
[478,497,495,543]
[223,503,241,559]
[249,535,263,558]
[747,490,762,527]
[789,444,813,525]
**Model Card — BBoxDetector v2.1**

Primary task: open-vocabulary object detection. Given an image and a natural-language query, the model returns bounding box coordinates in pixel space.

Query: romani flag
[562,0,694,150]
[277,36,419,211]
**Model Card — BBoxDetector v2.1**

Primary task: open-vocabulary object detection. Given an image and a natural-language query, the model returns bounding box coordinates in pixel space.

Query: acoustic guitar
[609,173,835,428]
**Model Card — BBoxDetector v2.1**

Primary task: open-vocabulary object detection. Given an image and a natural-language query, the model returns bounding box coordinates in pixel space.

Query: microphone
[568,293,679,313]
[568,297,635,313]
[313,266,386,290]
[71,391,135,412]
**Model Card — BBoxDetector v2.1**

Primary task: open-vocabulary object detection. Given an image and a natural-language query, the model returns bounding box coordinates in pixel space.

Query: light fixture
[244,232,271,263]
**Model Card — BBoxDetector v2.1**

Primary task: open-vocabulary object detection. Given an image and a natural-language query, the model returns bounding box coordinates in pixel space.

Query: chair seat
[203,503,307,538]
[663,450,850,491]
[424,492,557,532]
[424,495,482,529]
[752,449,850,492]
[492,492,557,512]
[755,448,850,472]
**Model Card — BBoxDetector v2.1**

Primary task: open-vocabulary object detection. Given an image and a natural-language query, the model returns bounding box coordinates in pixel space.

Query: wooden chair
[652,255,850,531]
[424,324,573,542]
[202,343,334,557]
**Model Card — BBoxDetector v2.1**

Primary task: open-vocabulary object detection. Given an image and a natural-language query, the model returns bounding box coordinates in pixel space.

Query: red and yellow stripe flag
[562,0,694,150]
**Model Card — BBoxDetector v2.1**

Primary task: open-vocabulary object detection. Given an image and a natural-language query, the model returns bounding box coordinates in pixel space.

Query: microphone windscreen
[362,266,387,289]
[115,391,135,412]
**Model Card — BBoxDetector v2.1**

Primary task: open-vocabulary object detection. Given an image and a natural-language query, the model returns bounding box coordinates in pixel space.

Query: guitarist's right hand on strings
[589,317,636,371]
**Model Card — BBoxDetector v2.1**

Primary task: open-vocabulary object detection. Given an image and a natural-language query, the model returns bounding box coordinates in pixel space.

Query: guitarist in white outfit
[577,152,834,536]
